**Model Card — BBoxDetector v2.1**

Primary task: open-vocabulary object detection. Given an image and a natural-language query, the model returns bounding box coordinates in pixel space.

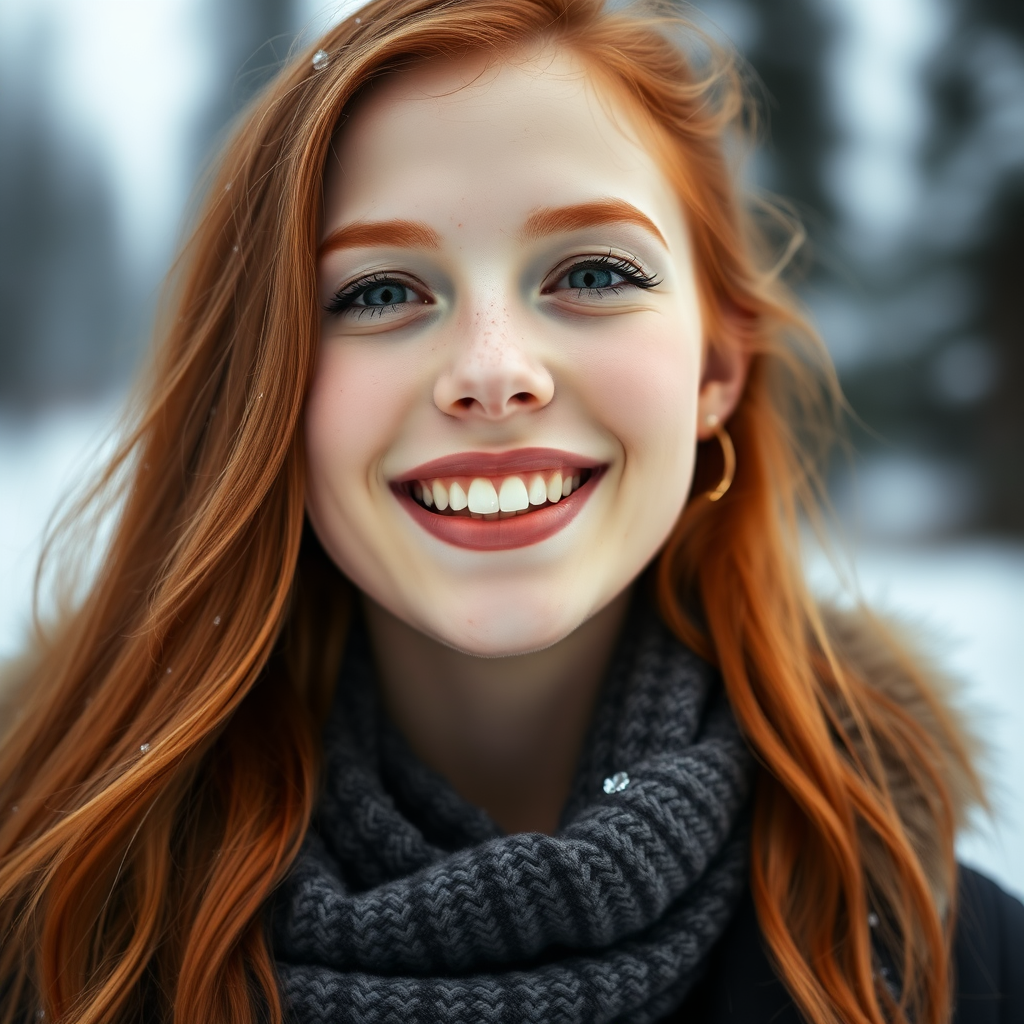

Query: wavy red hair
[0,2,976,1022]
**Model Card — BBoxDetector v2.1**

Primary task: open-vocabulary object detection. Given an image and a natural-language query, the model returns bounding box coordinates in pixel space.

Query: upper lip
[392,447,604,482]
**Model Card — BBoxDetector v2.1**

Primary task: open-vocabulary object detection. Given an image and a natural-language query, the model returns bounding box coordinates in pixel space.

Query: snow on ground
[1,401,1022,899]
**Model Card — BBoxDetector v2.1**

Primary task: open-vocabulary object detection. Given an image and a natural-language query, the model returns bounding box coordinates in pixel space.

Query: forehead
[323,48,684,240]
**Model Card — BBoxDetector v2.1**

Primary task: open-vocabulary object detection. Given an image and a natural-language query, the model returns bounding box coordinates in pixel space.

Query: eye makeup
[325,271,432,317]
[324,250,662,322]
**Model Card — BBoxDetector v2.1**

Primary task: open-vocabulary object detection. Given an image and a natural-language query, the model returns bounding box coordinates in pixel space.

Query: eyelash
[324,254,661,316]
[546,253,661,295]
[324,272,423,318]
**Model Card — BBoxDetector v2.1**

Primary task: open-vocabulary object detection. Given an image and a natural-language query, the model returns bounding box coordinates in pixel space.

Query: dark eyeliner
[588,254,660,289]
[325,272,418,316]
[544,252,661,293]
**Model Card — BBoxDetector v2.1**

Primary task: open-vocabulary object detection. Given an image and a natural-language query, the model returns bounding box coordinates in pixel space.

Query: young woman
[1,1,1020,1022]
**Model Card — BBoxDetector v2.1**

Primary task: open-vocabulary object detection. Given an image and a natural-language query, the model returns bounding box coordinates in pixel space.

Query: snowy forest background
[1,0,1021,896]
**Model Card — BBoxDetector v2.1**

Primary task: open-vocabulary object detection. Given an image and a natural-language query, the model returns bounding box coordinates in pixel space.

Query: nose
[433,303,554,420]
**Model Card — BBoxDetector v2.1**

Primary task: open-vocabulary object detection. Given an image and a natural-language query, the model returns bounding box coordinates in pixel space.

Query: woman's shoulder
[675,603,1019,1023]
[675,865,1024,1023]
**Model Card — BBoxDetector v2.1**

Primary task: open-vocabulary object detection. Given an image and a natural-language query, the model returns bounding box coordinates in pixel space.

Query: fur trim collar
[821,603,983,915]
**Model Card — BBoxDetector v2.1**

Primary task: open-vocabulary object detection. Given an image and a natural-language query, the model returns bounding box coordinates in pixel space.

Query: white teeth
[547,471,562,503]
[432,480,449,510]
[498,475,529,512]
[528,474,548,505]
[413,469,590,513]
[449,480,468,511]
[467,477,499,514]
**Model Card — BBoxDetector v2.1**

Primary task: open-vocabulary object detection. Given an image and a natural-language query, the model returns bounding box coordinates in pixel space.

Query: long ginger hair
[0,1,977,1022]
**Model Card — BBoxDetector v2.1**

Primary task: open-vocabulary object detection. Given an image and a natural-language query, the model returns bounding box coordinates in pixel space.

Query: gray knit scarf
[272,600,754,1024]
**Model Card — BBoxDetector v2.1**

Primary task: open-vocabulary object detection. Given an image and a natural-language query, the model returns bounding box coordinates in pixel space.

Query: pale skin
[305,48,748,834]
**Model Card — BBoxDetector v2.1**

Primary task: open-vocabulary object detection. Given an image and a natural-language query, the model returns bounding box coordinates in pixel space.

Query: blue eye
[567,267,615,289]
[362,283,409,306]
[326,274,428,317]
[548,255,660,296]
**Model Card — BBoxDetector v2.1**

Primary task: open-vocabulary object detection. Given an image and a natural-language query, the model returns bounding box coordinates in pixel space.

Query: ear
[695,311,751,441]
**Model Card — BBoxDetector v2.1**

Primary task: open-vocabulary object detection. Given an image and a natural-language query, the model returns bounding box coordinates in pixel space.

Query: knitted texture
[272,603,754,1024]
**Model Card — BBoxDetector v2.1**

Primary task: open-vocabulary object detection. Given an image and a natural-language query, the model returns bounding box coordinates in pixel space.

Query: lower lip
[394,471,602,550]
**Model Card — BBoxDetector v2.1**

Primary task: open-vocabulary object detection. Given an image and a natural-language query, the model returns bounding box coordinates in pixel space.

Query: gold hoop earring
[705,414,735,501]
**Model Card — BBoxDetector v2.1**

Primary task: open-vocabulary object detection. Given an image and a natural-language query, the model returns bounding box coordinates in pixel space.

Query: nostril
[444,390,543,416]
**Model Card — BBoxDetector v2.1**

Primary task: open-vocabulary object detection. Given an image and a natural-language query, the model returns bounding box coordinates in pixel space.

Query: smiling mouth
[401,468,594,519]
[391,451,604,550]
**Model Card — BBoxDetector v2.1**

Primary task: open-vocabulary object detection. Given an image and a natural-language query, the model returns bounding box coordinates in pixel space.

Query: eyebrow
[519,198,668,249]
[317,198,668,258]
[318,219,442,258]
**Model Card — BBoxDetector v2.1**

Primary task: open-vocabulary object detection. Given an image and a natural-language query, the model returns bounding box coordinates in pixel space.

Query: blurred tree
[701,0,1024,535]
[192,0,298,179]
[835,0,1024,534]
[0,0,295,414]
[743,0,837,221]
[0,31,124,409]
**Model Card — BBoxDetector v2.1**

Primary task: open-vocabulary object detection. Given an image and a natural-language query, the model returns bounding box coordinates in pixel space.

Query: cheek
[304,340,417,529]
[307,345,375,474]
[579,317,702,472]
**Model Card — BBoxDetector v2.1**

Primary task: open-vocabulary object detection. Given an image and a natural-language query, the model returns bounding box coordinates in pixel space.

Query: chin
[423,597,582,658]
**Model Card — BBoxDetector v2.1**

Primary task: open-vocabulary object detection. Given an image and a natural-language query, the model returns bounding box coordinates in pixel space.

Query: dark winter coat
[675,864,1024,1023]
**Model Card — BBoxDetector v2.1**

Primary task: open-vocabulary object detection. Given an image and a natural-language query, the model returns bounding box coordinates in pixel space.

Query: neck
[363,589,631,835]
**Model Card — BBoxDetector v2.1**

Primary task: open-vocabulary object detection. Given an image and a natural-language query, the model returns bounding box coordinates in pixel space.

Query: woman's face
[306,48,729,656]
